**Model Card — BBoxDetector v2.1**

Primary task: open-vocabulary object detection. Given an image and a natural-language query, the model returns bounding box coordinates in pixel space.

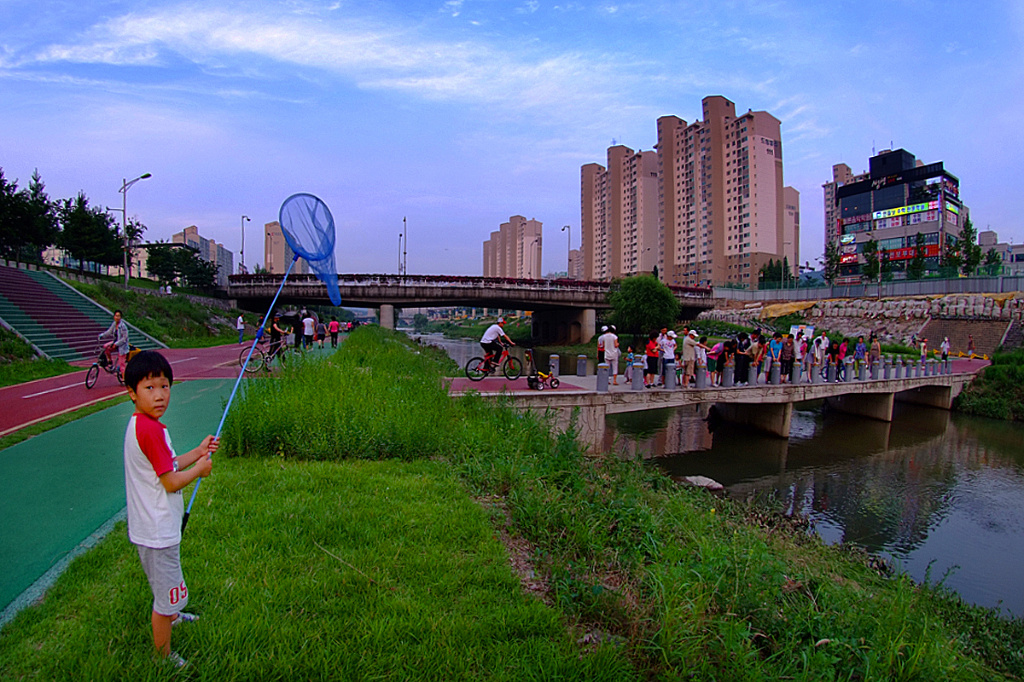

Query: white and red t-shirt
[123,413,182,548]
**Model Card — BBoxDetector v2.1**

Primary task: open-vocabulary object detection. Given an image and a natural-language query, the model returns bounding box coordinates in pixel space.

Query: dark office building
[827,149,966,281]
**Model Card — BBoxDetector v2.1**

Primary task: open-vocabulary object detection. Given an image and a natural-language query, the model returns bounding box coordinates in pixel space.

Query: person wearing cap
[680,329,708,388]
[480,317,514,369]
[597,325,608,364]
[660,330,678,387]
[598,325,620,385]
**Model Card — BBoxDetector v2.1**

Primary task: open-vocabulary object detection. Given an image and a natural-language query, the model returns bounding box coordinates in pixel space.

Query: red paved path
[0,344,245,437]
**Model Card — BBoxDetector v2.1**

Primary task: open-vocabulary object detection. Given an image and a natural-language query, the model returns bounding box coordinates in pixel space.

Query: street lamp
[561,225,571,277]
[240,215,250,272]
[119,173,152,288]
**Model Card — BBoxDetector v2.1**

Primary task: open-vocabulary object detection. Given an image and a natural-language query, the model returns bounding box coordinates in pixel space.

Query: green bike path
[0,379,234,621]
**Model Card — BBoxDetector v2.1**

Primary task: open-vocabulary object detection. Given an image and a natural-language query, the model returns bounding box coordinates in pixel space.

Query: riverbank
[2,327,1021,679]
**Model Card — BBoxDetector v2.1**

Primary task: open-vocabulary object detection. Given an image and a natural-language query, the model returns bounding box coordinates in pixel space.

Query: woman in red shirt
[644,332,659,388]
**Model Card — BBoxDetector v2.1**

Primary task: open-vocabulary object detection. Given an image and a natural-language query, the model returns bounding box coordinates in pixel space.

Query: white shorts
[137,544,188,616]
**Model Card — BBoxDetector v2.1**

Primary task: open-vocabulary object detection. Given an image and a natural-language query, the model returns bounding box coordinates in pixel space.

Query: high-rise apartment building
[655,96,798,287]
[171,225,234,286]
[580,146,659,281]
[827,149,966,281]
[264,221,310,276]
[482,215,543,278]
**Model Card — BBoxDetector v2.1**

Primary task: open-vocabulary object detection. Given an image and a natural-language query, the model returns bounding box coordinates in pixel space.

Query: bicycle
[85,344,136,388]
[239,338,289,373]
[465,342,523,381]
[523,348,559,390]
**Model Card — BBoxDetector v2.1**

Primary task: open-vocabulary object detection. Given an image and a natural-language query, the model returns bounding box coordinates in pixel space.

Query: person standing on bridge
[480,318,514,370]
[598,326,620,385]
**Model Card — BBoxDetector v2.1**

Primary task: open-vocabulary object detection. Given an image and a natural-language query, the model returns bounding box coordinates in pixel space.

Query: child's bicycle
[465,342,523,381]
[85,344,138,388]
[523,348,559,390]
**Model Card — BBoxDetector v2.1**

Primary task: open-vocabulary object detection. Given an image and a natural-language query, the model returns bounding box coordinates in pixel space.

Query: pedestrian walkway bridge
[459,368,976,446]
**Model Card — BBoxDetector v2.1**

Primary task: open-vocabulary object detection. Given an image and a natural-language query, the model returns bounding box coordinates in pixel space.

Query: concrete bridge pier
[531,308,597,345]
[379,304,395,329]
[825,392,895,422]
[713,401,793,438]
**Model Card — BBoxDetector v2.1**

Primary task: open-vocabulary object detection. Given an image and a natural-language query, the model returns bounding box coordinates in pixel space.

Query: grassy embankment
[2,326,1022,680]
[953,348,1024,421]
[65,280,247,348]
[0,327,77,387]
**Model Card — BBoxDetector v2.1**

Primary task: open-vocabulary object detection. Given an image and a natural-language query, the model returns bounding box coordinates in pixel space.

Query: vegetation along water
[3,327,1023,679]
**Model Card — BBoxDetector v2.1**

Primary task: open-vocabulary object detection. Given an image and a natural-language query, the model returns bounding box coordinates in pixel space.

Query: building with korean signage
[824,148,966,282]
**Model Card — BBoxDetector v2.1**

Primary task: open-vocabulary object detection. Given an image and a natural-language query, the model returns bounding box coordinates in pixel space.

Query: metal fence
[714,276,1024,302]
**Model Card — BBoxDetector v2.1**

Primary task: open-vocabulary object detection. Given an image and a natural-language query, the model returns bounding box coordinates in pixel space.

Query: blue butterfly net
[279,193,342,306]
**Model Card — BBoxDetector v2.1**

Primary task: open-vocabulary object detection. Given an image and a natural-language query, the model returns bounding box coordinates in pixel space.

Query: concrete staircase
[917,318,1008,359]
[0,265,165,362]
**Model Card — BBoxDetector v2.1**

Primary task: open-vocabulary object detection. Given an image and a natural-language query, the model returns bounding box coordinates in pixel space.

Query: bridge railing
[228,273,713,300]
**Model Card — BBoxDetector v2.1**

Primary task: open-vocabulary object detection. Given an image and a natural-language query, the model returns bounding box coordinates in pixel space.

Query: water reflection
[610,403,1024,617]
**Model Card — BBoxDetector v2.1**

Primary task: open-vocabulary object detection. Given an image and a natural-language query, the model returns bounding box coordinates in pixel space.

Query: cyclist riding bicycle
[98,309,130,375]
[480,318,514,369]
[268,314,289,359]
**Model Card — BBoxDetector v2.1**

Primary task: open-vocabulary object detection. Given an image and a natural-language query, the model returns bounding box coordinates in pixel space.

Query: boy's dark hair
[124,350,174,391]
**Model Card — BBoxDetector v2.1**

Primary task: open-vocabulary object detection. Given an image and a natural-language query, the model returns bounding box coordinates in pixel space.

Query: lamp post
[240,215,250,273]
[561,225,571,278]
[119,173,152,288]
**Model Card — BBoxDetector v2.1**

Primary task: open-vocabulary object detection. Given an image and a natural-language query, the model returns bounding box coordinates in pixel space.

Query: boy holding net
[122,350,217,668]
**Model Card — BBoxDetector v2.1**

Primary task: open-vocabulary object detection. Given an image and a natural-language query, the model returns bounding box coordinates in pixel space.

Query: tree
[57,192,120,272]
[861,238,880,283]
[180,254,219,290]
[958,217,982,275]
[983,248,1002,276]
[23,171,59,264]
[607,274,680,337]
[907,232,926,280]
[823,240,841,284]
[145,243,179,284]
[412,313,430,332]
[125,217,147,279]
[942,233,963,275]
[0,168,30,262]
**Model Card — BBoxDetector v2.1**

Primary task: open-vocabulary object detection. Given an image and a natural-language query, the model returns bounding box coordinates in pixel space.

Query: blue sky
[2,0,1022,275]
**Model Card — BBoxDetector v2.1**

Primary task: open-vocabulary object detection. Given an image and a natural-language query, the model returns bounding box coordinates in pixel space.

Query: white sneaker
[166,651,189,669]
[172,612,199,627]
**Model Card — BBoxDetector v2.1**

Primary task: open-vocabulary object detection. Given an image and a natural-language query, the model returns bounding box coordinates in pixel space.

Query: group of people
[241,310,352,350]
[596,326,899,388]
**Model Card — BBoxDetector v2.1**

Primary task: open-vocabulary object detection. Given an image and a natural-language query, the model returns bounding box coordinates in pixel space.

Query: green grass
[953,349,1024,421]
[3,326,1022,679]
[0,328,80,388]
[64,279,245,348]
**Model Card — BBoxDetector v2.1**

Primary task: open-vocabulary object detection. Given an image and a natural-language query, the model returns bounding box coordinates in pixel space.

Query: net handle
[182,255,299,533]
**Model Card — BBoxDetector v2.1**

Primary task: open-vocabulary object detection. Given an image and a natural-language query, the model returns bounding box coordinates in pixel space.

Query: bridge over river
[455,366,977,448]
[228,273,713,344]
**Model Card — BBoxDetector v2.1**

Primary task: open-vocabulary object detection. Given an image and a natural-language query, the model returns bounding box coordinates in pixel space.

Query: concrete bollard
[858,362,867,381]
[596,363,609,392]
[748,362,758,386]
[769,361,781,385]
[827,361,837,383]
[791,362,802,384]
[695,365,707,388]
[811,362,820,384]
[843,358,853,382]
[632,362,645,391]
[945,358,952,375]
[894,360,903,379]
[549,354,559,377]
[883,358,891,379]
[871,360,880,380]
[722,362,735,388]
[576,355,587,377]
[663,361,677,389]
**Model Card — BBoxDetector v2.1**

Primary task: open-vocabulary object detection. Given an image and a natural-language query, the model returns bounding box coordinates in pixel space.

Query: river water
[417,334,1024,618]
